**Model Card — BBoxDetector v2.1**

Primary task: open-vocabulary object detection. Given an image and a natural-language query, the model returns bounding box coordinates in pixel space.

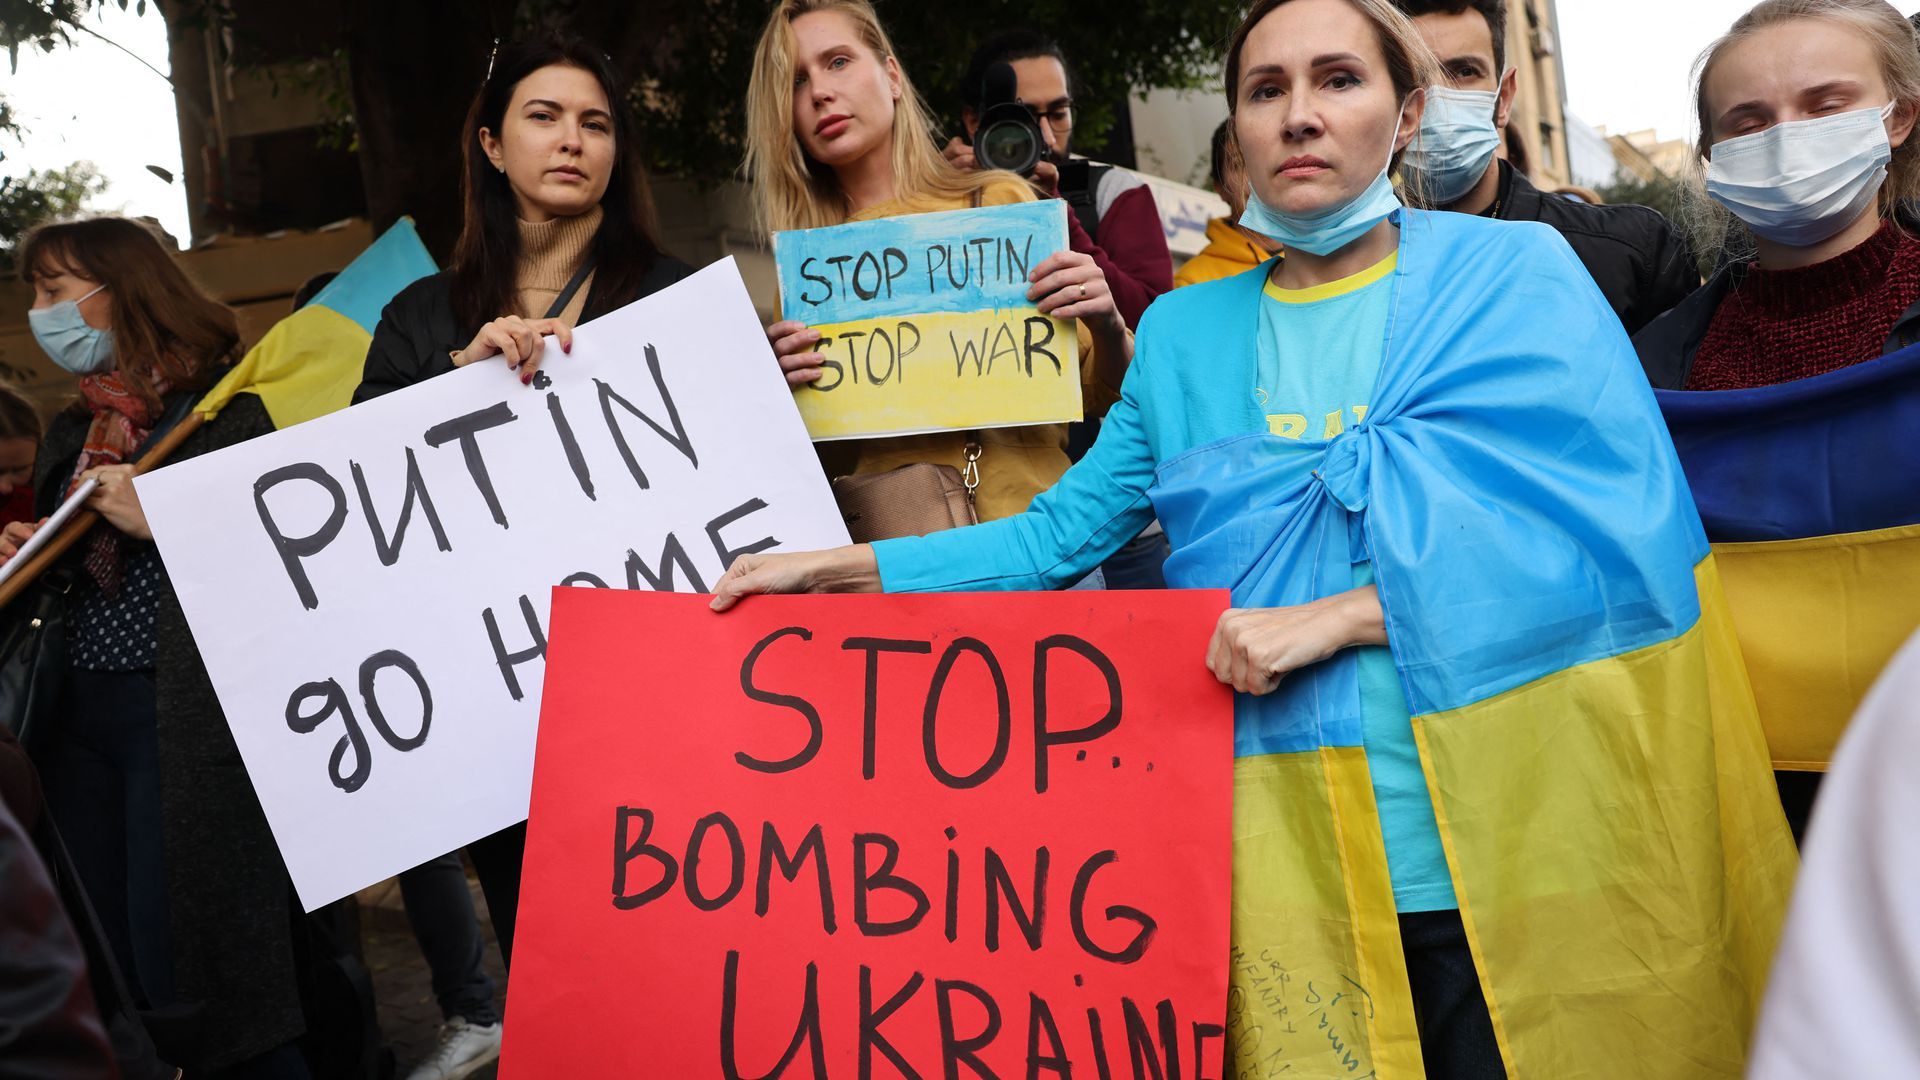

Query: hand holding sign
[452,314,575,382]
[767,319,828,386]
[1027,248,1122,333]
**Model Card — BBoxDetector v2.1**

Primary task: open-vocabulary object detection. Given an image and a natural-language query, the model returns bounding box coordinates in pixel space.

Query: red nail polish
[521,370,533,385]
[563,341,572,354]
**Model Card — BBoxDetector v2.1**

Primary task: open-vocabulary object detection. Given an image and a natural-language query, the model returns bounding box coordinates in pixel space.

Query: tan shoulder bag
[830,436,980,543]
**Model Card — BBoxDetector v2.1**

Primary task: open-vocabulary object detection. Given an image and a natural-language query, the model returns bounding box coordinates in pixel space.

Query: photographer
[945,29,1172,330]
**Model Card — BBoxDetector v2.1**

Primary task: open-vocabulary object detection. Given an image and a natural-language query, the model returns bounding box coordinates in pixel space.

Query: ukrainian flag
[1656,346,1920,771]
[196,217,437,426]
[1141,214,1798,1078]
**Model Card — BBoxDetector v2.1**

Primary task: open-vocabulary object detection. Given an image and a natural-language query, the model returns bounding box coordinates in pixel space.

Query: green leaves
[625,0,1242,183]
[0,160,110,265]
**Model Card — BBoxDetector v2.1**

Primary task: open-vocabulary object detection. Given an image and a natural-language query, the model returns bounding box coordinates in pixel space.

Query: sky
[1559,0,1920,144]
[8,0,1920,245]
[3,4,188,244]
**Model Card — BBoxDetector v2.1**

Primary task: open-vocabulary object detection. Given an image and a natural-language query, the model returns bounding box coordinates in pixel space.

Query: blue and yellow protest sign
[774,201,1080,440]
[1657,346,1920,770]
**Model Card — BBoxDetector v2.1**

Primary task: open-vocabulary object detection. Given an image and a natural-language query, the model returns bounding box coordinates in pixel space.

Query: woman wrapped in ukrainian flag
[1635,0,1920,844]
[712,0,1798,1075]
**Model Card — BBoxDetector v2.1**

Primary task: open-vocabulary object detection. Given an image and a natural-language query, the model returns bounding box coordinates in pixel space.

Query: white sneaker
[405,1017,503,1080]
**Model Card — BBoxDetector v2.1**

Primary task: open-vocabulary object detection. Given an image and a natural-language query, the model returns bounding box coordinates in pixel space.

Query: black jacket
[1491,162,1700,336]
[1631,259,1920,389]
[354,255,693,403]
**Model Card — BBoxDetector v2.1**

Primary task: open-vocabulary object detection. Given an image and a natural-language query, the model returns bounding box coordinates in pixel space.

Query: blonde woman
[1636,0,1920,392]
[1633,0,1920,840]
[746,0,1132,523]
[718,0,1794,1075]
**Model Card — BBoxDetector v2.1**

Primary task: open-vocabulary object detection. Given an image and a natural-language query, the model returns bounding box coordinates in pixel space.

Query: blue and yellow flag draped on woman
[873,210,1797,1078]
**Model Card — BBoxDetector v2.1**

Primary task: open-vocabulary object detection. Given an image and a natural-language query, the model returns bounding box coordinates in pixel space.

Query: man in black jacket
[1396,0,1700,335]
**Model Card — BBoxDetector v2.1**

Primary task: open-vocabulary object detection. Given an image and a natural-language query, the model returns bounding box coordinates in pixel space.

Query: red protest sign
[502,589,1234,1078]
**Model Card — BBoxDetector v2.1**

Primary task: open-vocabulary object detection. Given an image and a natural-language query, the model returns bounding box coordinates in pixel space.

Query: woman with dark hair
[352,37,688,1072]
[357,33,690,399]
[5,216,307,1077]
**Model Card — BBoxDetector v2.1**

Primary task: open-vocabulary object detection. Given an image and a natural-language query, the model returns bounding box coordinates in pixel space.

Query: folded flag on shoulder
[195,217,437,427]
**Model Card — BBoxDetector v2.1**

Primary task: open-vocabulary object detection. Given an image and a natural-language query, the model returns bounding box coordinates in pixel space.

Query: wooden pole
[0,411,209,611]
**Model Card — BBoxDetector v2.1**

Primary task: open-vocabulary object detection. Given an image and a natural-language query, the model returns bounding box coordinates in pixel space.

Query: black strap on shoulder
[131,393,201,465]
[1061,161,1111,237]
[544,258,598,321]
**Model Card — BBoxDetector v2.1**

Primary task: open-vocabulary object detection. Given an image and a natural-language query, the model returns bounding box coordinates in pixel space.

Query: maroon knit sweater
[1688,221,1920,390]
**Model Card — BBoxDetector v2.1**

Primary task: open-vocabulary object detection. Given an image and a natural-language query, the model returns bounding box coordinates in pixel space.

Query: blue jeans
[38,667,175,1009]
[1100,528,1171,590]
[398,852,500,1026]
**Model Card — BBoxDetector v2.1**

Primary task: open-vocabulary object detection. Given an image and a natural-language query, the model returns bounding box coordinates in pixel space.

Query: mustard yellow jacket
[1172,216,1278,289]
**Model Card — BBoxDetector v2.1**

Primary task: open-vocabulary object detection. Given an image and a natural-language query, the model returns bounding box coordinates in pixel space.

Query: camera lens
[978,116,1041,175]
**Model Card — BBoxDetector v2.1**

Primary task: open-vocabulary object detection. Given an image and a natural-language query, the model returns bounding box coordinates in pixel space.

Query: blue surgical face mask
[28,285,114,375]
[1400,86,1501,206]
[1239,104,1408,256]
[1706,102,1897,247]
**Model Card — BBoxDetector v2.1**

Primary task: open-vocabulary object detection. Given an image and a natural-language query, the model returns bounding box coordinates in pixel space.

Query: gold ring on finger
[1077,283,1088,299]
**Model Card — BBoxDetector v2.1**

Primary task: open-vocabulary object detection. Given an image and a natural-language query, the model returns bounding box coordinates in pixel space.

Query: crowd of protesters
[3,0,1917,1077]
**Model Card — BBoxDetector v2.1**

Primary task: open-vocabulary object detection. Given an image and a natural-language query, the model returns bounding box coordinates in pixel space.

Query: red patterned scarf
[66,372,168,596]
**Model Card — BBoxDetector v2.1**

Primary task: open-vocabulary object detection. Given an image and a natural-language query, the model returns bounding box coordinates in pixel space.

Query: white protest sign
[137,259,850,910]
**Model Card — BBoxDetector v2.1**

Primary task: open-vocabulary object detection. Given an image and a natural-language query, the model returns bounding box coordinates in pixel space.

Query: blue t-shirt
[1256,253,1456,913]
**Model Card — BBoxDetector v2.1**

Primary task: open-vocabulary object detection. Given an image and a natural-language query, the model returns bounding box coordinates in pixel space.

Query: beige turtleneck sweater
[516,205,601,327]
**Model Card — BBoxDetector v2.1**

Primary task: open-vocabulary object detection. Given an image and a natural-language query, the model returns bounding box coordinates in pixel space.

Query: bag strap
[1061,161,1110,238]
[960,189,987,504]
[961,432,982,505]
[130,392,201,468]
[544,257,598,321]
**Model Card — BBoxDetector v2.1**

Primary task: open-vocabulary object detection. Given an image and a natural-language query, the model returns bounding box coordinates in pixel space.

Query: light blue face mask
[1238,104,1408,256]
[1706,101,1896,247]
[28,285,115,375]
[1400,86,1501,207]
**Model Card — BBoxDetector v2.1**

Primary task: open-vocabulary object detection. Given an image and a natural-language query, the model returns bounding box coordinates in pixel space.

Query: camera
[972,61,1047,175]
